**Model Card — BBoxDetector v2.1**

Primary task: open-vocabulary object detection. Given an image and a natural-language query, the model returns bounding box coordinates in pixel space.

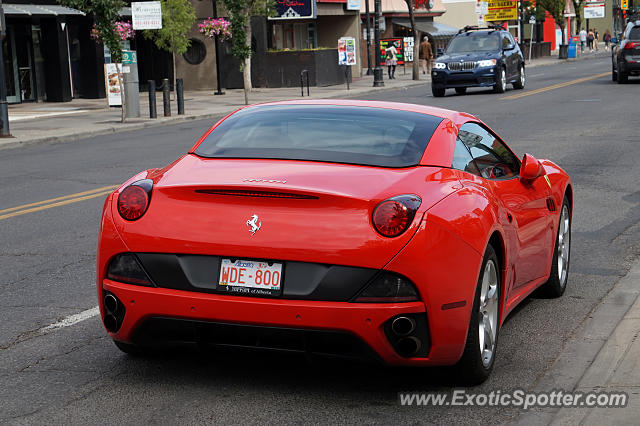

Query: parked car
[612,20,640,83]
[431,25,526,97]
[98,100,572,384]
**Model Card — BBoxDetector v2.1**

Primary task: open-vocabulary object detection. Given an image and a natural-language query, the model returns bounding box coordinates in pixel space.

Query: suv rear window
[630,26,640,40]
[446,32,501,53]
[194,105,443,168]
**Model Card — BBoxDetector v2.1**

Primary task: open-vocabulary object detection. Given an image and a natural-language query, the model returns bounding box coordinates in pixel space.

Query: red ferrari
[97,100,572,384]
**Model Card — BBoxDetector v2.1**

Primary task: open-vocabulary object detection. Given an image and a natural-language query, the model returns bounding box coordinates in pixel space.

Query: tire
[432,86,446,97]
[493,67,506,93]
[455,87,467,95]
[617,68,628,84]
[612,63,617,81]
[455,245,500,385]
[539,196,571,298]
[114,340,144,356]
[513,64,525,89]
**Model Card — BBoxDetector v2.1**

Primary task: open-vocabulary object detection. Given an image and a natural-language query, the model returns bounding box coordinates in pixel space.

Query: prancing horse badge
[246,214,261,236]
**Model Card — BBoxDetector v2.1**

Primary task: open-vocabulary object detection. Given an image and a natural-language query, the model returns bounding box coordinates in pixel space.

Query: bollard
[148,80,157,119]
[300,70,310,97]
[176,78,184,115]
[162,78,171,117]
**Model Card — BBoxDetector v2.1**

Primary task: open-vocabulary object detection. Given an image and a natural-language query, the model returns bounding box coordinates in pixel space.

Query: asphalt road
[1,56,639,424]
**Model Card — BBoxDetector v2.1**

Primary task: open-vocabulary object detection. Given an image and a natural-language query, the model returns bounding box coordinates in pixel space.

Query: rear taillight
[624,41,640,49]
[117,179,153,221]
[372,195,421,238]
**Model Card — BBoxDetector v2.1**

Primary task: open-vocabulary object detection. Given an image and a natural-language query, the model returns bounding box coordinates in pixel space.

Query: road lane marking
[502,72,609,100]
[39,306,100,333]
[0,185,118,215]
[0,187,116,221]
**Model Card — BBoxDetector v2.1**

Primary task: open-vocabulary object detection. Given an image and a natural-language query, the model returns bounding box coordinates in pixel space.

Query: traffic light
[621,0,629,10]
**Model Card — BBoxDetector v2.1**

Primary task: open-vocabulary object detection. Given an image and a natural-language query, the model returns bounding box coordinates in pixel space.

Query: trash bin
[568,41,576,59]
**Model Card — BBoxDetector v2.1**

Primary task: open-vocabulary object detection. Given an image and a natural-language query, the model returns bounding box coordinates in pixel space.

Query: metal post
[148,80,157,119]
[162,78,171,117]
[519,0,524,44]
[176,78,184,115]
[365,0,373,75]
[373,0,384,87]
[212,0,225,95]
[0,2,11,137]
[529,22,534,63]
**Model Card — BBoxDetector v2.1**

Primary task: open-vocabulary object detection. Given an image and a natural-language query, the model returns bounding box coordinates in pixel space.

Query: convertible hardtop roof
[241,99,477,125]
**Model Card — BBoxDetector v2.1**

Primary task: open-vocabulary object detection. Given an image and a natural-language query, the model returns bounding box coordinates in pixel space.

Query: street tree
[403,0,431,81]
[58,0,128,122]
[538,0,567,46]
[570,0,585,35]
[222,0,274,105]
[143,0,196,99]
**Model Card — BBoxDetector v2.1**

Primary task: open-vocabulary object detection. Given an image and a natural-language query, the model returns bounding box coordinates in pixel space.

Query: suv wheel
[617,66,628,84]
[612,62,617,81]
[432,86,446,97]
[513,64,525,89]
[493,67,506,93]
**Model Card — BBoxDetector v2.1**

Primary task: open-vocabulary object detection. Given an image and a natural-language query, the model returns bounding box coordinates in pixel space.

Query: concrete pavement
[0,48,610,151]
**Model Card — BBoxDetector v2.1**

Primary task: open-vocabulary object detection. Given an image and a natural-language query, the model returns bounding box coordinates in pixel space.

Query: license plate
[218,258,283,296]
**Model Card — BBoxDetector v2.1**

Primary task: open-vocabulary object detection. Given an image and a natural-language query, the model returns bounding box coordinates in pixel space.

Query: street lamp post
[212,0,225,95]
[0,0,11,137]
[373,0,384,87]
[365,0,372,75]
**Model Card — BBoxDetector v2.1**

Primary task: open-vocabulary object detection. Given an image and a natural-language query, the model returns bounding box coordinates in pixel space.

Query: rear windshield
[194,105,443,168]
[447,32,500,53]
[630,26,640,40]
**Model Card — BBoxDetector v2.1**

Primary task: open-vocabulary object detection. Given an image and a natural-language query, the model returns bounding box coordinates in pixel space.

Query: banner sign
[104,63,122,106]
[584,3,605,18]
[338,37,357,65]
[403,37,414,62]
[132,2,162,30]
[485,0,517,21]
[346,0,361,10]
[379,38,405,66]
[269,0,316,20]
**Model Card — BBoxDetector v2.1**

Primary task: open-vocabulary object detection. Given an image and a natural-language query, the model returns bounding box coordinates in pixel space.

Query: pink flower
[198,17,231,40]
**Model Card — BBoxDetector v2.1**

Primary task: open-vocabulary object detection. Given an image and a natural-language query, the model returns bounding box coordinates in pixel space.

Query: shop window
[183,38,206,65]
[270,22,316,50]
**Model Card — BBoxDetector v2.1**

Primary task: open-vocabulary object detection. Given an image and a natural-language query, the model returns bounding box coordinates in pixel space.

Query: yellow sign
[485,0,518,21]
[621,0,628,10]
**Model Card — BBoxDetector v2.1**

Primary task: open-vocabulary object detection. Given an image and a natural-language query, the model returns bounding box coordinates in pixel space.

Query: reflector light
[107,253,153,286]
[372,195,421,238]
[117,181,152,221]
[196,189,318,199]
[354,272,419,303]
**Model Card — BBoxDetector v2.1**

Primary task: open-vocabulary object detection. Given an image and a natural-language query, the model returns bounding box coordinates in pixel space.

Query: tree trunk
[117,63,126,123]
[242,18,252,105]
[408,6,419,80]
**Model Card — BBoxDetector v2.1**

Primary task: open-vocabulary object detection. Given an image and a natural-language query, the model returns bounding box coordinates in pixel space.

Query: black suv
[612,20,640,83]
[431,26,526,97]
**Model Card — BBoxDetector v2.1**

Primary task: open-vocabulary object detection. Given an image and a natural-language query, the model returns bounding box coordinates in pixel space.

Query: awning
[392,18,459,41]
[2,4,85,16]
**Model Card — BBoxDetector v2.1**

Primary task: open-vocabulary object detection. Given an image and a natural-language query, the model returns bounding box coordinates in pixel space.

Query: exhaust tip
[396,336,421,357]
[104,314,119,333]
[104,293,118,314]
[391,316,416,336]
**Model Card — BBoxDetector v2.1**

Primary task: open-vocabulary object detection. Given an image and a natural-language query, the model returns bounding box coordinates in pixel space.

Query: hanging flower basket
[90,21,135,42]
[198,18,231,40]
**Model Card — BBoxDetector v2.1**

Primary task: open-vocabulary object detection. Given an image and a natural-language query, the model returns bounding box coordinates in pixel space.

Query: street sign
[346,0,361,11]
[338,37,357,65]
[132,2,162,30]
[529,16,536,24]
[122,50,138,64]
[584,2,605,18]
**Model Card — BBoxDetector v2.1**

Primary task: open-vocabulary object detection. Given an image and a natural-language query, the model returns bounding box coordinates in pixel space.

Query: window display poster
[104,63,122,106]
[338,37,357,65]
[379,38,404,66]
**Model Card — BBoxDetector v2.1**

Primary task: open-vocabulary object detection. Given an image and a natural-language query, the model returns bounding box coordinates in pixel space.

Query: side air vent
[195,189,318,200]
[546,197,557,212]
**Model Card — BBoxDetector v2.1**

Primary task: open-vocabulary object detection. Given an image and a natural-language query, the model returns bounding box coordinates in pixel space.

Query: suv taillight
[117,179,153,221]
[624,41,640,49]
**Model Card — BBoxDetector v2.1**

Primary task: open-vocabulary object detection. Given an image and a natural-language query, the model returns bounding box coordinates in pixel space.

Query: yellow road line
[0,185,118,215]
[502,72,610,100]
[0,189,116,221]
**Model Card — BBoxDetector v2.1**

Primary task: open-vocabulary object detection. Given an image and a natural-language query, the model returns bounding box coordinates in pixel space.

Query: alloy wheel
[478,259,499,368]
[557,204,570,287]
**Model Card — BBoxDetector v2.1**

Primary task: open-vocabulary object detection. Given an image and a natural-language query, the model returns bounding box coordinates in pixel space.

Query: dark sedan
[612,20,640,83]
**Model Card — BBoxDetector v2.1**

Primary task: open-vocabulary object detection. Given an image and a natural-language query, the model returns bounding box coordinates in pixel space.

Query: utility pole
[373,0,384,87]
[365,0,372,75]
[0,0,11,137]
[212,0,225,95]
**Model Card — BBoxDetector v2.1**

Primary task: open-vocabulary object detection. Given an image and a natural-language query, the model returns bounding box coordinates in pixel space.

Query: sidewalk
[516,259,640,424]
[0,49,610,151]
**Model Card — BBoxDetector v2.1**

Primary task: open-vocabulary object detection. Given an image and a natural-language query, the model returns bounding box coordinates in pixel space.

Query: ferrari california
[97,100,572,384]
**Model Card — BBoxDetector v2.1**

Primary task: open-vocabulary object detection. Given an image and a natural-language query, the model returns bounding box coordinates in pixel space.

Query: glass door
[2,27,21,103]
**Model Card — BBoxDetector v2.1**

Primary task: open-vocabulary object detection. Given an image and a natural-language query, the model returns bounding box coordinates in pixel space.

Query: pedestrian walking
[419,36,434,76]
[604,29,612,51]
[579,28,587,53]
[385,43,398,79]
[594,29,599,50]
[587,29,594,50]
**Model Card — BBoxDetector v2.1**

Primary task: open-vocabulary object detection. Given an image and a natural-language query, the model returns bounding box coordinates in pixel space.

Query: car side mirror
[505,44,515,51]
[520,153,545,182]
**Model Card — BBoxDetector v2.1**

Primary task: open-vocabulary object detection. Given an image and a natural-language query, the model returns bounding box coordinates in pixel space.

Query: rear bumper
[619,60,640,74]
[431,68,497,89]
[102,279,439,366]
